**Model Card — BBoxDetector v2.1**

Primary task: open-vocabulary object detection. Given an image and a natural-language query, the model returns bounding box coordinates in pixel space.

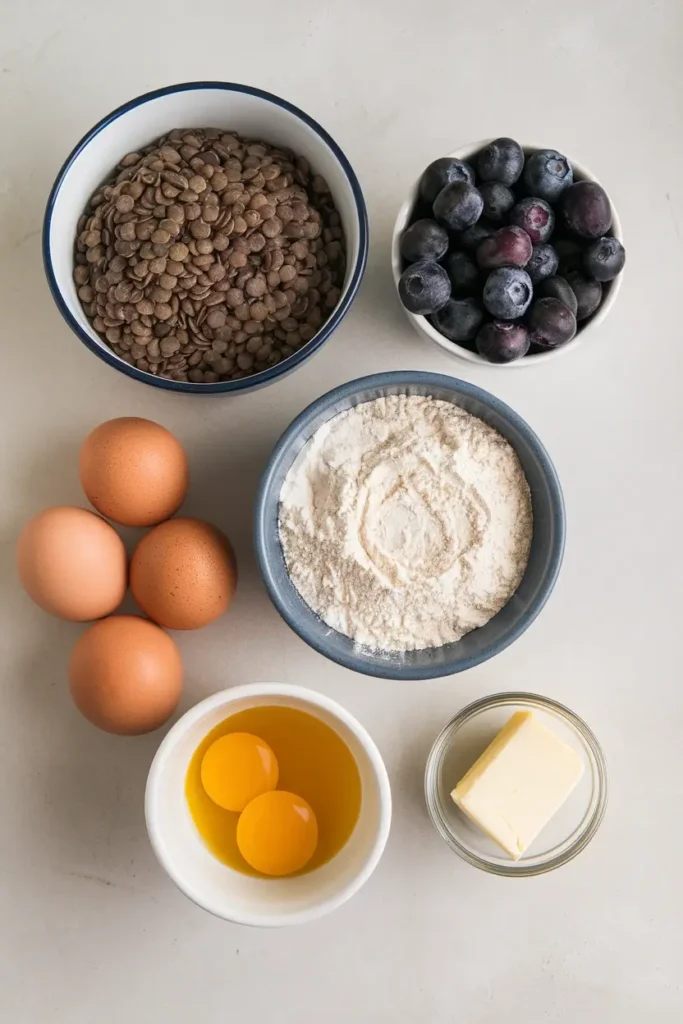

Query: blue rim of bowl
[254,371,566,679]
[42,81,369,395]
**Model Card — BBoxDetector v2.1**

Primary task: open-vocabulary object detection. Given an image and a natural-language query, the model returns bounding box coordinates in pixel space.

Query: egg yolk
[236,790,318,876]
[200,732,279,812]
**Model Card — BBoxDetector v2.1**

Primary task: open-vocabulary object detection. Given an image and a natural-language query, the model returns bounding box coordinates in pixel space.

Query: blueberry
[483,268,533,320]
[479,182,515,222]
[445,251,480,296]
[431,298,484,343]
[459,220,495,252]
[554,237,585,275]
[476,321,530,363]
[526,244,559,284]
[433,182,484,231]
[477,138,524,186]
[562,181,612,239]
[565,270,602,320]
[522,150,573,203]
[537,275,578,316]
[583,236,626,282]
[509,197,555,244]
[398,260,451,315]
[419,157,476,205]
[528,298,577,349]
[400,219,449,263]
[476,226,532,270]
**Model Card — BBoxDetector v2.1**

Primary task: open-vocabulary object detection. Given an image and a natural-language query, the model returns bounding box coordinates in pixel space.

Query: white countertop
[2,1,682,1020]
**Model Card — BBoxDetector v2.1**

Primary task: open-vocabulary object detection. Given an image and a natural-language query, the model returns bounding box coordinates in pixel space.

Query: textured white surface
[1,1,682,1020]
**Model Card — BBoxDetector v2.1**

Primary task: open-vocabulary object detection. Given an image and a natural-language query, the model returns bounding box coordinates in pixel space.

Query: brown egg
[79,417,189,527]
[130,517,237,630]
[69,615,183,734]
[17,506,127,621]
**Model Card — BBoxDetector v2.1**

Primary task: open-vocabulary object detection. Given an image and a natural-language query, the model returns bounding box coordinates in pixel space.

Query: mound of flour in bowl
[278,395,533,653]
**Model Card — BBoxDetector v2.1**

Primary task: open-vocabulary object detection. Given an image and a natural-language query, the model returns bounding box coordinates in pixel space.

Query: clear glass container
[424,692,608,877]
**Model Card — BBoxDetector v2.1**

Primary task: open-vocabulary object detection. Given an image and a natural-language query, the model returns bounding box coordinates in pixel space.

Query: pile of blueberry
[398,139,626,363]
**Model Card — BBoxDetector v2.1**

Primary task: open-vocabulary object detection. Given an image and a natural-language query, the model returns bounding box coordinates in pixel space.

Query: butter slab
[451,710,585,859]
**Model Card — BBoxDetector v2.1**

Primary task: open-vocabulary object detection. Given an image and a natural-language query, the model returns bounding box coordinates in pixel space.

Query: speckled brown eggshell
[16,506,127,621]
[69,615,183,735]
[79,417,189,527]
[130,517,237,630]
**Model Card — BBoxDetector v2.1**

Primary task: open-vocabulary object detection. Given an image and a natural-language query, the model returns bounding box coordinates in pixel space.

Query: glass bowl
[424,692,607,876]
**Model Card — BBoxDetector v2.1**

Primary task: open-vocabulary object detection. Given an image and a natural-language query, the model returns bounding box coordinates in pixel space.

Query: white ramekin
[145,683,391,927]
[391,140,624,368]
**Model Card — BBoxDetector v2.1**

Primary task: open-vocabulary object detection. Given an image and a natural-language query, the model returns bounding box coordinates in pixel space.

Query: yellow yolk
[200,732,279,812]
[236,790,318,876]
[185,705,362,878]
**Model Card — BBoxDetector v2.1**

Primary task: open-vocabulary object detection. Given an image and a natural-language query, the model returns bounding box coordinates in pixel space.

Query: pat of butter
[451,711,584,859]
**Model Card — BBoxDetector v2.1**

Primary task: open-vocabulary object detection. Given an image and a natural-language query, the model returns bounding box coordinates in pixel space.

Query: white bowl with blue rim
[43,82,368,395]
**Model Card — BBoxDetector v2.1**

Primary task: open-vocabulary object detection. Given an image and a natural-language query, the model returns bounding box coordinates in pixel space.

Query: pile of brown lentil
[73,129,346,384]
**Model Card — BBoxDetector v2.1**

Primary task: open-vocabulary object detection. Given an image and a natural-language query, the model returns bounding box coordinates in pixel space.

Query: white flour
[278,395,533,653]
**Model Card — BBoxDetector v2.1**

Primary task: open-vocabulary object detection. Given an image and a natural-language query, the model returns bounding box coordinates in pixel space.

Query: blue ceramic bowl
[255,372,565,680]
[43,82,368,395]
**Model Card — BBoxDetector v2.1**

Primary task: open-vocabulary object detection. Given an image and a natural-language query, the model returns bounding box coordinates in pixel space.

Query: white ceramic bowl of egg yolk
[145,683,392,927]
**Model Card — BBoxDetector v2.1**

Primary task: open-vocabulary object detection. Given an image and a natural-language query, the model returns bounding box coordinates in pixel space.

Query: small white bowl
[391,140,624,368]
[145,683,391,927]
[43,82,368,395]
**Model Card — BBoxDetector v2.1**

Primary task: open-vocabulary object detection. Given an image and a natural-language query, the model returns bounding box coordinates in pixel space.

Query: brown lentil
[74,130,345,384]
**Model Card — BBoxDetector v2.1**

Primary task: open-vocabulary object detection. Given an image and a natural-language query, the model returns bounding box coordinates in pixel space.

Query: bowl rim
[254,370,566,680]
[43,80,369,395]
[391,139,624,368]
[424,691,608,876]
[145,682,392,926]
